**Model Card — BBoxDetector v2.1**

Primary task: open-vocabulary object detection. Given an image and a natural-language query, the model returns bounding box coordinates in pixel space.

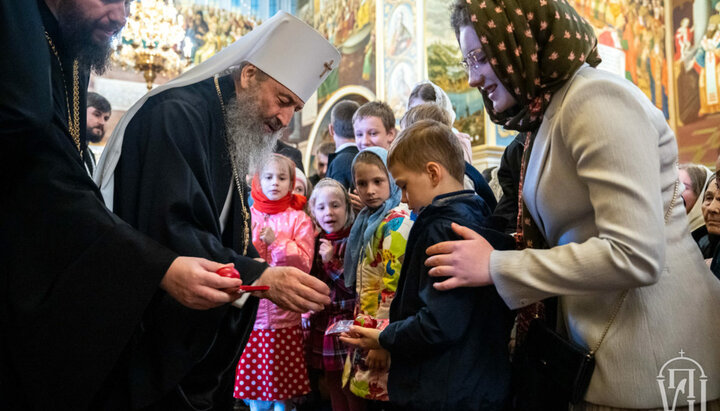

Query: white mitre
[94,11,340,209]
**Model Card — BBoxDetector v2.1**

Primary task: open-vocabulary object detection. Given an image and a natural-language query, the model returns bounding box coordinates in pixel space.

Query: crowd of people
[2,0,720,411]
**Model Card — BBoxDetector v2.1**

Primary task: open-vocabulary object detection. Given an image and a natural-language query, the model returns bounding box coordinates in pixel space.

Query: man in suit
[325,100,360,191]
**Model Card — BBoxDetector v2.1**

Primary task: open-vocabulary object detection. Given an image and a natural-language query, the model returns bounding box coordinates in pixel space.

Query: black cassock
[113,74,268,410]
[0,1,176,409]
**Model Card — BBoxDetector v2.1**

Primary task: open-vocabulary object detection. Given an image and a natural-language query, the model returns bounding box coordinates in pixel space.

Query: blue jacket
[465,161,497,212]
[379,190,514,410]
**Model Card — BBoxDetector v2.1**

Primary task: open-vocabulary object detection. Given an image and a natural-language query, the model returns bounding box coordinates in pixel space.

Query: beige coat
[490,66,720,408]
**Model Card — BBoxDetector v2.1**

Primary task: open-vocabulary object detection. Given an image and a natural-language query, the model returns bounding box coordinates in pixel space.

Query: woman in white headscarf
[679,163,714,240]
[407,80,473,163]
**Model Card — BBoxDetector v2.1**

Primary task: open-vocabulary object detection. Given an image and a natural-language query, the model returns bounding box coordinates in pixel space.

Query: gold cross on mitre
[320,60,334,78]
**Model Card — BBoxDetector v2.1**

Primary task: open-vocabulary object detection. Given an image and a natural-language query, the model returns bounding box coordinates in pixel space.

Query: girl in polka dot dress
[234,154,315,411]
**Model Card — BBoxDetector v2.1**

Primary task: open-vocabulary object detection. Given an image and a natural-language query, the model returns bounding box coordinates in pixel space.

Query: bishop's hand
[161,257,243,309]
[254,266,331,312]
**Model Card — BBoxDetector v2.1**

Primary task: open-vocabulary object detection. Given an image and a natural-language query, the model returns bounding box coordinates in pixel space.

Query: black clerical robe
[113,74,269,410]
[0,1,177,409]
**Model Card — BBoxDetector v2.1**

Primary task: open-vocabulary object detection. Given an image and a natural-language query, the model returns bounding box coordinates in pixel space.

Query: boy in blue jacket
[341,120,514,410]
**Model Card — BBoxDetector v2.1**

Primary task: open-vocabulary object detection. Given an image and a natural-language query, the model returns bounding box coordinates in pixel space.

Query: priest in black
[0,0,247,409]
[100,12,340,410]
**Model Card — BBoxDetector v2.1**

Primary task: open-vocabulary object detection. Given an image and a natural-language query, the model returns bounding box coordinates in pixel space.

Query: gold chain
[44,31,82,157]
[214,75,250,255]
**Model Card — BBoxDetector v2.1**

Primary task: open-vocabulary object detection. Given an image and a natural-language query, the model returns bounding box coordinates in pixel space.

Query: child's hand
[318,239,334,263]
[366,348,391,370]
[339,326,382,350]
[349,189,364,212]
[259,226,276,245]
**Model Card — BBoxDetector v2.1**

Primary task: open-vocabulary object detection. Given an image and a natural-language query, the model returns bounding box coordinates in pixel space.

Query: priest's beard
[225,95,281,178]
[56,0,117,75]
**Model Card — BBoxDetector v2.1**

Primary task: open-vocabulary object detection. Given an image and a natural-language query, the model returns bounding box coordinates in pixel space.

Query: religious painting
[313,0,377,106]
[379,0,422,120]
[424,0,486,145]
[570,0,670,120]
[670,0,720,165]
[170,1,260,65]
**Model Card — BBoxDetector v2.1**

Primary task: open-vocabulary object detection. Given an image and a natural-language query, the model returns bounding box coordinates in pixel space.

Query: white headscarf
[407,80,472,163]
[408,80,457,124]
[94,11,339,210]
[688,166,714,232]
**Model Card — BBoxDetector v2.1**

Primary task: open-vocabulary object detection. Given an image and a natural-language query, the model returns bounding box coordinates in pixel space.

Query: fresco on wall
[571,0,669,119]
[671,0,720,165]
[176,4,260,64]
[425,0,486,145]
[383,1,420,119]
[312,0,376,106]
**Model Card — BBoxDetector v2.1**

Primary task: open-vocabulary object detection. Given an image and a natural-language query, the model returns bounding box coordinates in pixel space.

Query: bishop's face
[55,0,129,74]
[239,65,305,135]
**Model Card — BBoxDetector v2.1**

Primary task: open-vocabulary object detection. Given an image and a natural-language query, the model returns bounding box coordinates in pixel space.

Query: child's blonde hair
[308,178,355,229]
[400,103,452,128]
[388,120,465,183]
[263,153,296,181]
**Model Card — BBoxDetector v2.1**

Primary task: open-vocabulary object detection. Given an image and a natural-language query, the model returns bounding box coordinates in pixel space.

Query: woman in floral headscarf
[424,1,720,410]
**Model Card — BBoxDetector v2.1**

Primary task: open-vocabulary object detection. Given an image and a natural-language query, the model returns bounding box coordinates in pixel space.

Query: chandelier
[113,0,187,90]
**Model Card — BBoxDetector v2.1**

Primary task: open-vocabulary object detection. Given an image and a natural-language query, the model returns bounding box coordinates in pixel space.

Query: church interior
[90,0,720,173]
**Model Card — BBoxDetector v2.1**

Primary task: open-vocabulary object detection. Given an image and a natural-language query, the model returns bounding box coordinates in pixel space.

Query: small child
[353,101,397,151]
[234,154,316,411]
[342,120,515,410]
[294,167,310,198]
[343,147,414,403]
[305,178,365,411]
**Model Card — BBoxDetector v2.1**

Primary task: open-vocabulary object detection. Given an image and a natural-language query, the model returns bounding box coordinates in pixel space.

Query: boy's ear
[328,123,335,137]
[426,162,442,187]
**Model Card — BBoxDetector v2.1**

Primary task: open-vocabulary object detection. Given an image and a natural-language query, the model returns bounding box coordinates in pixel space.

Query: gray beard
[225,96,281,178]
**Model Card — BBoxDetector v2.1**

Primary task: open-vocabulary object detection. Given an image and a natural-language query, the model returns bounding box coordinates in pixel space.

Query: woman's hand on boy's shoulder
[425,223,494,290]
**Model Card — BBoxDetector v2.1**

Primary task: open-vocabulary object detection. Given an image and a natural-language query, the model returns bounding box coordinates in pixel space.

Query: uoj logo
[657,350,708,411]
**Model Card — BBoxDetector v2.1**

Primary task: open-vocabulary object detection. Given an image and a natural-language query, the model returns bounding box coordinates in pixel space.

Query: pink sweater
[250,206,315,329]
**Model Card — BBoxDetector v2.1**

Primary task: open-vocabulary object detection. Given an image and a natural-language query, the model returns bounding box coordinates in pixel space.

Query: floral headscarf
[463,0,601,131]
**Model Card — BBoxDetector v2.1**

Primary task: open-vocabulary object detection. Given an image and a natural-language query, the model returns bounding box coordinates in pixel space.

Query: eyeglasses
[461,49,486,72]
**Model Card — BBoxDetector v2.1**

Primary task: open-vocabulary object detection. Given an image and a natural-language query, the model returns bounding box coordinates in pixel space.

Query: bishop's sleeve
[116,97,268,284]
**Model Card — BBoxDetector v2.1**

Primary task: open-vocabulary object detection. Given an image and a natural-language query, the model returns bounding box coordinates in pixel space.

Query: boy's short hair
[400,103,452,128]
[353,101,396,132]
[330,100,360,138]
[316,141,336,156]
[389,120,465,183]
